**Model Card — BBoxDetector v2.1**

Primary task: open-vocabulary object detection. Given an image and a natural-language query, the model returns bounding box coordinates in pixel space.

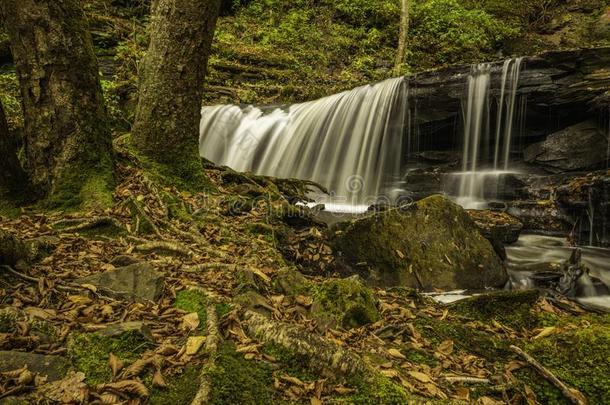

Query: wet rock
[401,168,443,201]
[96,321,154,341]
[75,262,164,302]
[109,254,140,267]
[274,267,310,296]
[415,151,460,165]
[467,210,523,244]
[332,195,507,291]
[507,200,571,234]
[0,351,69,381]
[555,170,610,247]
[523,121,609,172]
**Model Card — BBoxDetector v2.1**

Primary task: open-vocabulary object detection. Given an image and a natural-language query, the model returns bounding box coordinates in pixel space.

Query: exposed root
[442,376,490,384]
[241,310,364,375]
[510,345,587,405]
[134,241,195,257]
[191,304,220,405]
[182,263,237,273]
[126,197,163,237]
[59,216,124,233]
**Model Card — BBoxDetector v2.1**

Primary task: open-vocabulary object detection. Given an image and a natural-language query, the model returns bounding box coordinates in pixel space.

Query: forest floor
[0,137,609,405]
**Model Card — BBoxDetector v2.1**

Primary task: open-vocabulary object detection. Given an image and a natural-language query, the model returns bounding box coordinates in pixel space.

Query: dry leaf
[408,370,432,383]
[437,340,454,355]
[310,397,322,405]
[186,336,206,356]
[98,380,149,397]
[387,348,406,360]
[533,326,556,340]
[108,353,124,378]
[454,387,470,401]
[152,369,167,388]
[181,312,200,330]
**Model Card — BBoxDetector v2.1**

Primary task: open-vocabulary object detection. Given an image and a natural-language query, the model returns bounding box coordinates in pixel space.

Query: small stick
[510,345,587,405]
[442,376,490,384]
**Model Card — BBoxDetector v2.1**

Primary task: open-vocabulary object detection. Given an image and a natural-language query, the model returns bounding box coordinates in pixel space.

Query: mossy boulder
[332,195,507,291]
[311,276,381,329]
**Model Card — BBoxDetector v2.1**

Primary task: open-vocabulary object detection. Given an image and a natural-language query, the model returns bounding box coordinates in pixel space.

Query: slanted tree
[393,0,410,75]
[0,0,114,208]
[0,100,27,198]
[132,0,221,181]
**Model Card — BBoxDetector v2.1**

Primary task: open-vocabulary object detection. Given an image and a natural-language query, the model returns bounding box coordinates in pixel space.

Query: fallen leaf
[388,348,406,360]
[186,336,206,356]
[533,326,556,340]
[438,340,454,356]
[152,369,167,388]
[181,313,200,331]
[108,353,124,378]
[408,370,432,383]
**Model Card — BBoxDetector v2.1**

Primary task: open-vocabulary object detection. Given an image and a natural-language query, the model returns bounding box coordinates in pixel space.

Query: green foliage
[411,0,518,66]
[0,70,23,130]
[339,373,411,404]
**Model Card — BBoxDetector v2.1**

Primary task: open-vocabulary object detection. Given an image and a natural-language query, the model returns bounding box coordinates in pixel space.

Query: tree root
[182,263,237,273]
[126,197,163,237]
[191,304,220,405]
[510,345,587,405]
[134,241,195,257]
[58,216,124,233]
[241,310,364,375]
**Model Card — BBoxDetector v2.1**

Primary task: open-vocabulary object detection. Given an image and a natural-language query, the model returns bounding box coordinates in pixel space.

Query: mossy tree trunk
[0,100,27,198]
[0,0,114,208]
[132,0,220,179]
[393,0,409,75]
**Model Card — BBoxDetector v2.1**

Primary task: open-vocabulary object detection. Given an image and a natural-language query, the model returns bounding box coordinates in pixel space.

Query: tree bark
[132,0,221,176]
[0,100,27,197]
[0,0,113,207]
[393,0,409,75]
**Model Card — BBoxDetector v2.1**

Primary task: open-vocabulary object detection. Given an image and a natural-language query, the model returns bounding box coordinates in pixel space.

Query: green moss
[336,373,411,404]
[175,289,208,331]
[261,343,318,382]
[149,365,201,405]
[414,315,512,361]
[68,330,151,385]
[311,276,380,329]
[517,315,610,404]
[450,290,540,330]
[404,347,439,367]
[209,342,274,405]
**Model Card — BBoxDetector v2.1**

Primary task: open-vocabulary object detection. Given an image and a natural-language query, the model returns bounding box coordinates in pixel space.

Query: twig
[135,241,195,257]
[442,376,490,384]
[510,345,587,405]
[191,305,220,405]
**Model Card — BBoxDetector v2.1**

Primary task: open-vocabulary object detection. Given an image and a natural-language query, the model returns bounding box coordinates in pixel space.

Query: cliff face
[408,47,610,144]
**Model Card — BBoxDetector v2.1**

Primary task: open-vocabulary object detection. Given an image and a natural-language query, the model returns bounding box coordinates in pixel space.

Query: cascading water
[449,58,524,208]
[199,78,408,210]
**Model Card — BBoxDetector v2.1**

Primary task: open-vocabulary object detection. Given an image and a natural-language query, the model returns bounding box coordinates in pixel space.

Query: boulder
[75,262,164,302]
[332,195,507,291]
[523,121,609,171]
[467,210,524,244]
[0,351,69,381]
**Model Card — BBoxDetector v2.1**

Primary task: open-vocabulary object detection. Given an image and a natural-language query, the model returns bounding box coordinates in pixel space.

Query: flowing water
[199,78,408,207]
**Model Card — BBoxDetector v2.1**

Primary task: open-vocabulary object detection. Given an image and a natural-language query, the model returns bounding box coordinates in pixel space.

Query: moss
[209,342,274,405]
[261,343,318,382]
[336,373,411,404]
[311,276,380,329]
[175,289,208,332]
[517,314,610,404]
[273,267,311,296]
[414,315,512,361]
[332,195,506,291]
[450,290,540,330]
[67,330,151,385]
[149,365,201,405]
[404,347,439,367]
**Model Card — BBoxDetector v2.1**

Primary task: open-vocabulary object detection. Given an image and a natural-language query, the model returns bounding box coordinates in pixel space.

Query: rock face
[523,121,609,171]
[75,262,164,302]
[0,351,69,381]
[467,210,524,244]
[332,195,507,291]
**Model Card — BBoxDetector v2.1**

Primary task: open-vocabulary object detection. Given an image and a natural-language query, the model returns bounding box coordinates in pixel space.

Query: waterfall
[199,78,408,207]
[453,58,524,208]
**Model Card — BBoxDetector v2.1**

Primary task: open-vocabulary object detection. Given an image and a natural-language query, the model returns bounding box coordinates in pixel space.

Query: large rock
[0,351,69,381]
[75,262,164,302]
[332,195,507,291]
[467,210,523,244]
[523,121,609,171]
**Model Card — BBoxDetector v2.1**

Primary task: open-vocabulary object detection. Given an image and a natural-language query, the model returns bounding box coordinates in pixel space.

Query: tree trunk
[0,100,27,197]
[132,0,221,178]
[0,0,114,208]
[393,0,409,75]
